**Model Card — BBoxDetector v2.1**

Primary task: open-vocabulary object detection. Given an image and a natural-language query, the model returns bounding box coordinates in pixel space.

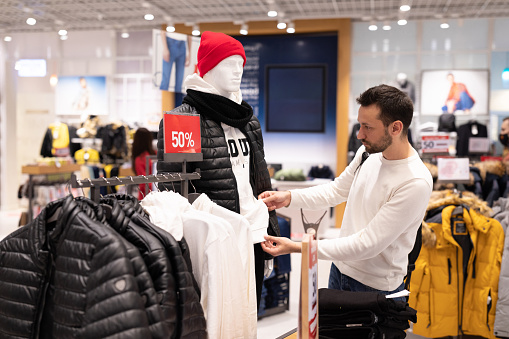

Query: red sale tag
[163,113,201,154]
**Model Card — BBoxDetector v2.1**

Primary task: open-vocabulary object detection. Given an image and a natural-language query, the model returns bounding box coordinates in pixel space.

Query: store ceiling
[1,0,509,34]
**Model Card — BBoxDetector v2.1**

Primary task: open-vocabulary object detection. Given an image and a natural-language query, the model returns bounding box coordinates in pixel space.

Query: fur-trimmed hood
[421,190,493,248]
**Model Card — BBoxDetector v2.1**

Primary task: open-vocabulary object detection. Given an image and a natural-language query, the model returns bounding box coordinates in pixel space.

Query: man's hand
[261,235,301,256]
[258,191,291,211]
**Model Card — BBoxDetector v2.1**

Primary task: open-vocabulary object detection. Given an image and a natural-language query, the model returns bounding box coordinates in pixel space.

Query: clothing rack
[70,171,200,202]
[71,153,203,202]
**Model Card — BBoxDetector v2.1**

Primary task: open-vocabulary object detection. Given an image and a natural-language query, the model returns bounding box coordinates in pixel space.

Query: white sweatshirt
[290,146,433,291]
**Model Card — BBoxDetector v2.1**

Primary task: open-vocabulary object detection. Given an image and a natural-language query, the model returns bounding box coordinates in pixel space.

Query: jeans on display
[160,37,186,93]
[328,263,406,303]
[442,91,475,112]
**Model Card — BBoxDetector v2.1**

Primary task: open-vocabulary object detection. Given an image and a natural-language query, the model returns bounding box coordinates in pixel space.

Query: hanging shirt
[140,191,251,338]
[192,194,257,338]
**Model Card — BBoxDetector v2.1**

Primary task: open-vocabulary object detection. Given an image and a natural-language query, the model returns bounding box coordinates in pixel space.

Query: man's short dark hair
[356,84,414,136]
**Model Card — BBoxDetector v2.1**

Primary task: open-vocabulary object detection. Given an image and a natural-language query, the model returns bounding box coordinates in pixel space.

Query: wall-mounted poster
[56,76,108,118]
[152,30,200,93]
[420,70,489,116]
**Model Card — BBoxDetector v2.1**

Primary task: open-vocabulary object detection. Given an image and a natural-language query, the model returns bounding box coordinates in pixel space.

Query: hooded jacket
[409,204,504,338]
[0,195,151,338]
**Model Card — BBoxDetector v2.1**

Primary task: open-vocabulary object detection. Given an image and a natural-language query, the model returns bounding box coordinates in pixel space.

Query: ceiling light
[58,29,67,36]
[192,24,200,36]
[277,20,286,30]
[121,31,129,38]
[287,22,295,34]
[368,23,378,31]
[60,35,68,40]
[26,17,36,25]
[400,5,411,11]
[240,23,248,35]
[398,19,408,25]
[267,3,278,17]
[382,22,391,30]
[166,24,175,32]
[440,22,450,29]
[144,13,154,21]
[4,36,12,42]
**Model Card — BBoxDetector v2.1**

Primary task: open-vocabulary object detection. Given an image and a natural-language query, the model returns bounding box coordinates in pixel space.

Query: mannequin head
[202,55,244,97]
[197,31,246,78]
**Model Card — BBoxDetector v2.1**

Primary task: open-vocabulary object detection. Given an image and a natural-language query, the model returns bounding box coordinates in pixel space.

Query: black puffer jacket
[157,103,280,238]
[74,197,168,339]
[106,194,207,339]
[0,195,151,338]
[99,197,179,338]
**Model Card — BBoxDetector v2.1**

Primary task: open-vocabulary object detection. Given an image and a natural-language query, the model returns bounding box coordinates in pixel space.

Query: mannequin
[394,72,416,103]
[156,31,280,313]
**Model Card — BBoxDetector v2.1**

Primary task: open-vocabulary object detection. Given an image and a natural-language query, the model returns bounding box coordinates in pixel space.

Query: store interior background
[1,3,509,338]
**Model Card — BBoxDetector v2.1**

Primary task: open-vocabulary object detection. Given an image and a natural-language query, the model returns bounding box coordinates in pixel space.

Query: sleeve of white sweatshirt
[289,146,365,209]
[316,178,431,261]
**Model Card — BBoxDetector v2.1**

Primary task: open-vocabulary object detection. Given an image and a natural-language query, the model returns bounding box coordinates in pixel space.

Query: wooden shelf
[22,164,81,175]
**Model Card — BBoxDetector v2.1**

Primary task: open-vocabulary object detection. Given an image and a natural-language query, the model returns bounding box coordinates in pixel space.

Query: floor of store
[0,208,425,339]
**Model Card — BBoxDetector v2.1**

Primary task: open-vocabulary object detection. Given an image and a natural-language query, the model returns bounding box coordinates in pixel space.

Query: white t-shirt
[290,145,433,291]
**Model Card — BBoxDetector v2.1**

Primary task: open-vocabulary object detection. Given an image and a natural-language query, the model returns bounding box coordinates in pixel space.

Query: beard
[361,129,392,154]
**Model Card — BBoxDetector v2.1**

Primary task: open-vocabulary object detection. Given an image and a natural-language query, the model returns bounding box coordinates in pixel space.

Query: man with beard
[258,84,433,300]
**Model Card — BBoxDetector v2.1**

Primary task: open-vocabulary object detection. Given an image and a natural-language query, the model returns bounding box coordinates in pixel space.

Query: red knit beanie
[197,31,246,77]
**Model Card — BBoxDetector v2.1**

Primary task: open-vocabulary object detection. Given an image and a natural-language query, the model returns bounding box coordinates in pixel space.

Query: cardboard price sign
[163,113,201,154]
[421,135,449,154]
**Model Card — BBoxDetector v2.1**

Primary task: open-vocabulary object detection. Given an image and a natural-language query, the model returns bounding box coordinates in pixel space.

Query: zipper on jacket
[35,250,55,337]
[471,255,476,278]
[447,258,452,284]
[456,247,464,336]
[487,290,492,331]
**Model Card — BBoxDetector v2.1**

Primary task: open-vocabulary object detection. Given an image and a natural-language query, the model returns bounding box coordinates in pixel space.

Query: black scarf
[183,89,253,129]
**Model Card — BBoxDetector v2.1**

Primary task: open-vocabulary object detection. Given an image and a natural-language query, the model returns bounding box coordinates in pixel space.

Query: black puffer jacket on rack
[0,195,151,338]
[114,195,207,339]
[74,197,169,339]
[99,197,179,338]
[106,194,200,296]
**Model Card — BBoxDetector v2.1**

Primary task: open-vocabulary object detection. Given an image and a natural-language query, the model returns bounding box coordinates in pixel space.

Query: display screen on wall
[265,65,326,133]
[420,69,489,116]
[55,76,108,116]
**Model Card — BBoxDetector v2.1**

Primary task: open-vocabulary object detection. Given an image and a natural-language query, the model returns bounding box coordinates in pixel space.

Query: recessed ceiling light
[166,25,175,33]
[400,5,411,11]
[58,29,67,36]
[144,14,154,21]
[121,32,129,38]
[268,10,277,17]
[368,24,378,31]
[240,23,248,35]
[398,19,408,25]
[26,17,36,25]
[4,36,12,42]
[383,24,391,30]
[192,24,200,36]
[440,22,450,29]
[286,22,295,34]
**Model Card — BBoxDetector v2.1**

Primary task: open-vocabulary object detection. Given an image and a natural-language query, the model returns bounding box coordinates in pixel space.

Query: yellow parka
[409,204,504,338]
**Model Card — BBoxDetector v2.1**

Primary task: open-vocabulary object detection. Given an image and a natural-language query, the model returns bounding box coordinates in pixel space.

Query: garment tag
[454,221,467,235]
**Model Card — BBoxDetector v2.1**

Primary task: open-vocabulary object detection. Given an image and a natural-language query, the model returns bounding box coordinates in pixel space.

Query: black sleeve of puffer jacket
[126,210,207,339]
